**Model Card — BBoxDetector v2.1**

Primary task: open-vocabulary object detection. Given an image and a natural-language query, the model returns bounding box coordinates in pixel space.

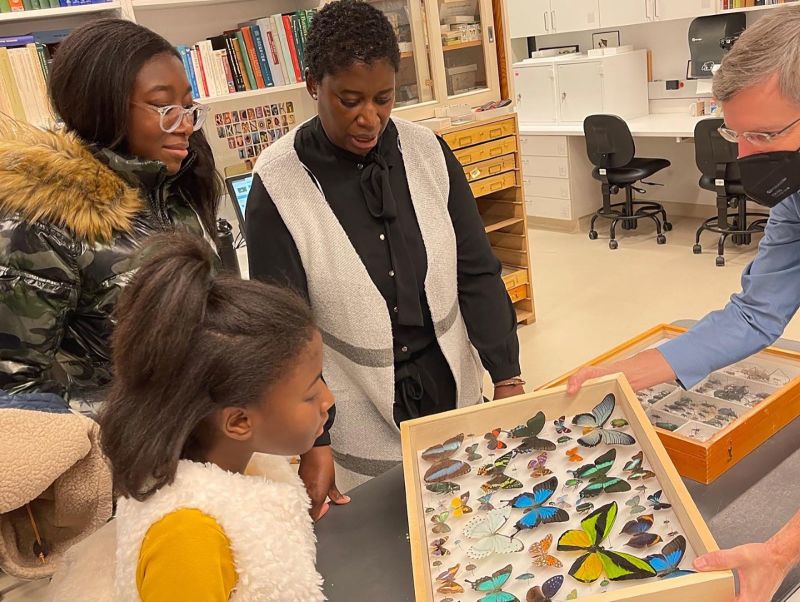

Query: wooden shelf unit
[437,113,535,326]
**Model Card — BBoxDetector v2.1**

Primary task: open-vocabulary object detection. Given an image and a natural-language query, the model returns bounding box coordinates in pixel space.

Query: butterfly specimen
[526,575,563,602]
[479,493,496,511]
[427,482,461,495]
[557,501,656,583]
[563,478,583,491]
[430,536,450,556]
[423,433,471,487]
[611,418,629,428]
[529,533,563,568]
[507,476,570,532]
[431,511,451,534]
[623,451,656,480]
[571,449,631,499]
[621,514,663,548]
[466,563,520,602]
[576,502,594,515]
[436,563,465,594]
[646,536,696,579]
[572,394,636,447]
[465,443,482,462]
[485,428,508,451]
[557,436,573,444]
[423,433,464,462]
[516,573,536,581]
[451,492,473,517]
[626,495,646,515]
[566,447,583,463]
[554,416,572,434]
[648,490,672,511]
[566,589,577,600]
[549,495,572,509]
[528,453,552,478]
[462,507,524,559]
[479,452,523,492]
[508,412,557,453]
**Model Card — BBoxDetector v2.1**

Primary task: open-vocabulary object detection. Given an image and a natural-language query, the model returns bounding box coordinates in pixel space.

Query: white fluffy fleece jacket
[48,454,324,602]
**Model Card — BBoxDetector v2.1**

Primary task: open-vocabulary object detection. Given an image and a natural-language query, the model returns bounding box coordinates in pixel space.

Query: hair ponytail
[100,233,315,500]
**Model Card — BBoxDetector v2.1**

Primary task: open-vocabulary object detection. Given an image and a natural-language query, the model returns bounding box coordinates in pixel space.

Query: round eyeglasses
[133,102,209,133]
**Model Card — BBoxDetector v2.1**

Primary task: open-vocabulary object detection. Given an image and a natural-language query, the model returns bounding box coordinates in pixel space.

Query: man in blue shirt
[569,6,800,601]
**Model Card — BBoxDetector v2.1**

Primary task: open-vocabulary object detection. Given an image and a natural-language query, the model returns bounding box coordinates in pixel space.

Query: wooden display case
[437,113,535,325]
[400,374,734,601]
[543,324,800,484]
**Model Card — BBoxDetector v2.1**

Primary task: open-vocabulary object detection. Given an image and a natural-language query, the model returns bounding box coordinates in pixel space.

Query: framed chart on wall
[401,375,734,602]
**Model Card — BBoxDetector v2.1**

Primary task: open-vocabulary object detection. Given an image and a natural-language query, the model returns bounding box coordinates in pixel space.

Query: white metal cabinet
[557,61,602,124]
[651,0,714,21]
[506,0,551,38]
[514,64,557,124]
[599,0,649,27]
[551,0,600,33]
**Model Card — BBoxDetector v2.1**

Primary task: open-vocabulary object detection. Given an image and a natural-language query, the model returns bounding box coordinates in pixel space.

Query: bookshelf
[202,80,305,104]
[718,0,799,11]
[0,2,119,22]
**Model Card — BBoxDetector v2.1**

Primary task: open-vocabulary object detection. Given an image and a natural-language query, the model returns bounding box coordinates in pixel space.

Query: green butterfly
[557,501,656,583]
[570,449,631,499]
[466,563,519,602]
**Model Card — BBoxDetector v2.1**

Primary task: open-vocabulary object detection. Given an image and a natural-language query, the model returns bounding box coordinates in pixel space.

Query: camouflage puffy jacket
[0,122,207,413]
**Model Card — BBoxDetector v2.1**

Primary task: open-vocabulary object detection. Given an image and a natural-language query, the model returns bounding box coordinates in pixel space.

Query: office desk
[316,322,800,602]
[519,113,712,140]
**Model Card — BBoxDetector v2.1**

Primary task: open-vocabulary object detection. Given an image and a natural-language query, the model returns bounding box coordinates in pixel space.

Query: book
[30,29,70,45]
[281,14,302,82]
[247,24,274,87]
[239,26,266,88]
[0,47,25,120]
[216,49,235,93]
[226,31,251,91]
[272,13,295,83]
[189,47,207,98]
[257,17,287,86]
[8,0,24,11]
[30,0,42,10]
[21,0,33,11]
[210,34,243,93]
[47,0,60,7]
[222,34,246,92]
[8,47,43,125]
[0,35,35,47]
[177,45,200,99]
[199,39,224,96]
[25,43,50,122]
[234,30,257,90]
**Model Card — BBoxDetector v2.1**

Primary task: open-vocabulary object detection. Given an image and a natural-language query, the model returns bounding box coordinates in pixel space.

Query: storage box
[401,375,734,601]
[543,324,800,483]
[447,64,478,95]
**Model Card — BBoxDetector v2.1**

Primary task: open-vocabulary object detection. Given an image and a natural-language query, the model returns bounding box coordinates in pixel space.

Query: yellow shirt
[136,508,237,601]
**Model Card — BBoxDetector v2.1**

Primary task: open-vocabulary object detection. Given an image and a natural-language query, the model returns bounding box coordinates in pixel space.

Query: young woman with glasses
[0,17,221,417]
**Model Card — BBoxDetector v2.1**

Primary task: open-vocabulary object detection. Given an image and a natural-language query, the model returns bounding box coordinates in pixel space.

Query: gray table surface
[317,322,800,601]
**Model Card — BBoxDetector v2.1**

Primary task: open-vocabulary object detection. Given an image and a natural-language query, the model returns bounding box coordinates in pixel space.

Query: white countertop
[519,113,715,138]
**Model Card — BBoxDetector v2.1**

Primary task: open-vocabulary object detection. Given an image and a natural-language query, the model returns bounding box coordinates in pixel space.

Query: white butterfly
[573,393,636,447]
[461,507,524,559]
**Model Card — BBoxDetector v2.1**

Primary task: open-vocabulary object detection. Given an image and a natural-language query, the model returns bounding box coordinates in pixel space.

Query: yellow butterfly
[451,492,473,517]
[529,533,563,568]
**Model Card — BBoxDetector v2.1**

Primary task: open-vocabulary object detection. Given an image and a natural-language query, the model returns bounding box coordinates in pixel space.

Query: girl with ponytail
[73,232,330,601]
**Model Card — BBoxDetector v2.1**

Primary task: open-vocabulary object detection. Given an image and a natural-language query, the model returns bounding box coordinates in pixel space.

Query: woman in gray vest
[245,0,522,520]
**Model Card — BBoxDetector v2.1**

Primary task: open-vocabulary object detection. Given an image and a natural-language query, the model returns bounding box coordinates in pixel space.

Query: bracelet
[494,377,526,388]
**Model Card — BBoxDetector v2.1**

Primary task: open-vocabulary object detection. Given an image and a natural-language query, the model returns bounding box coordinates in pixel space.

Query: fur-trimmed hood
[0,119,146,243]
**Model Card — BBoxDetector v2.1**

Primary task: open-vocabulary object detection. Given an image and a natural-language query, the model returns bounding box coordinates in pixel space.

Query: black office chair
[584,115,672,250]
[692,118,768,267]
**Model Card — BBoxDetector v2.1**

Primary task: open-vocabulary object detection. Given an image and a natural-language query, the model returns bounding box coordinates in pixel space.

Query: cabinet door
[653,0,713,22]
[557,61,602,123]
[551,0,599,33]
[506,0,551,38]
[514,65,557,124]
[438,0,497,99]
[599,0,649,28]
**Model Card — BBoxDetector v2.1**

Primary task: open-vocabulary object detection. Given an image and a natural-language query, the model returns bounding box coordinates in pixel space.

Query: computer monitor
[225,173,254,232]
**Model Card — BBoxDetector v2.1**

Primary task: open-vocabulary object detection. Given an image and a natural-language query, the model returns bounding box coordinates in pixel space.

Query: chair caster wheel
[663,222,673,232]
[716,256,725,267]
[609,240,619,250]
[693,244,702,254]
[656,234,667,245]
[588,231,598,240]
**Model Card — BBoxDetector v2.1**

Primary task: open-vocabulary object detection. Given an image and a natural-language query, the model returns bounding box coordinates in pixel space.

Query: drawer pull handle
[490,147,502,157]
[489,128,502,138]
[489,165,501,175]
[490,182,503,191]
[459,136,473,146]
[470,168,482,179]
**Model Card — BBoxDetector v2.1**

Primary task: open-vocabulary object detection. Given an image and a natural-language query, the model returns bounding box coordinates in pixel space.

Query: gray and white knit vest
[254,118,483,477]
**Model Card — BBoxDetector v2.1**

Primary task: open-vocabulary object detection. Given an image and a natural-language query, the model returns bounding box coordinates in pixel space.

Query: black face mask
[738,148,800,208]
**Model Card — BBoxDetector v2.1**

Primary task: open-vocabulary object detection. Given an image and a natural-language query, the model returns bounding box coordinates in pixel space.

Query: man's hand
[566,349,676,395]
[298,445,351,521]
[493,384,525,400]
[694,542,793,601]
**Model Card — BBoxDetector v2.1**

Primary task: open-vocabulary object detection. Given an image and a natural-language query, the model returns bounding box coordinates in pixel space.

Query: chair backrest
[694,118,741,182]
[583,114,635,168]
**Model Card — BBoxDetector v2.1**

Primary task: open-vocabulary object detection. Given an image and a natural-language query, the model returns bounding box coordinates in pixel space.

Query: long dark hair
[100,233,316,501]
[48,18,221,235]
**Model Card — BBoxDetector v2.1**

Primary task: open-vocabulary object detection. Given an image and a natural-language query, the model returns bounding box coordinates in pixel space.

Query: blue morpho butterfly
[572,394,636,447]
[423,433,471,485]
[646,535,696,578]
[505,476,569,532]
[466,563,519,602]
[526,575,564,602]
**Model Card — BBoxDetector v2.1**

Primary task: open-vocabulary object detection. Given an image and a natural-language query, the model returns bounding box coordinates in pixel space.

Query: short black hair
[305,0,401,82]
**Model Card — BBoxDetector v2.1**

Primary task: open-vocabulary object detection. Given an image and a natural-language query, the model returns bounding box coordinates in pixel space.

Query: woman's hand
[298,445,351,521]
[493,384,525,400]
[694,541,793,601]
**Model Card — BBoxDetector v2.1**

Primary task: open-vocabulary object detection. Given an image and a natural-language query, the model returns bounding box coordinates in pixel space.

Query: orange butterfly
[484,428,507,450]
[450,492,473,518]
[566,447,583,462]
[529,533,563,568]
[435,563,465,594]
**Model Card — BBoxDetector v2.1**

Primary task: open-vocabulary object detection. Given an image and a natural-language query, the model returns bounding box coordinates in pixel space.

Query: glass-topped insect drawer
[400,375,734,602]
[543,324,800,484]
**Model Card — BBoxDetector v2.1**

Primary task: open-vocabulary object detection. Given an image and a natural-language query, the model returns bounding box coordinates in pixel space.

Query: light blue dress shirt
[659,193,800,388]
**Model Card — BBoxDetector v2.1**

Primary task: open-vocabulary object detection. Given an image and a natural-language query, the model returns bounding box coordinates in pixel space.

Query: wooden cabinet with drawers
[437,114,535,325]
